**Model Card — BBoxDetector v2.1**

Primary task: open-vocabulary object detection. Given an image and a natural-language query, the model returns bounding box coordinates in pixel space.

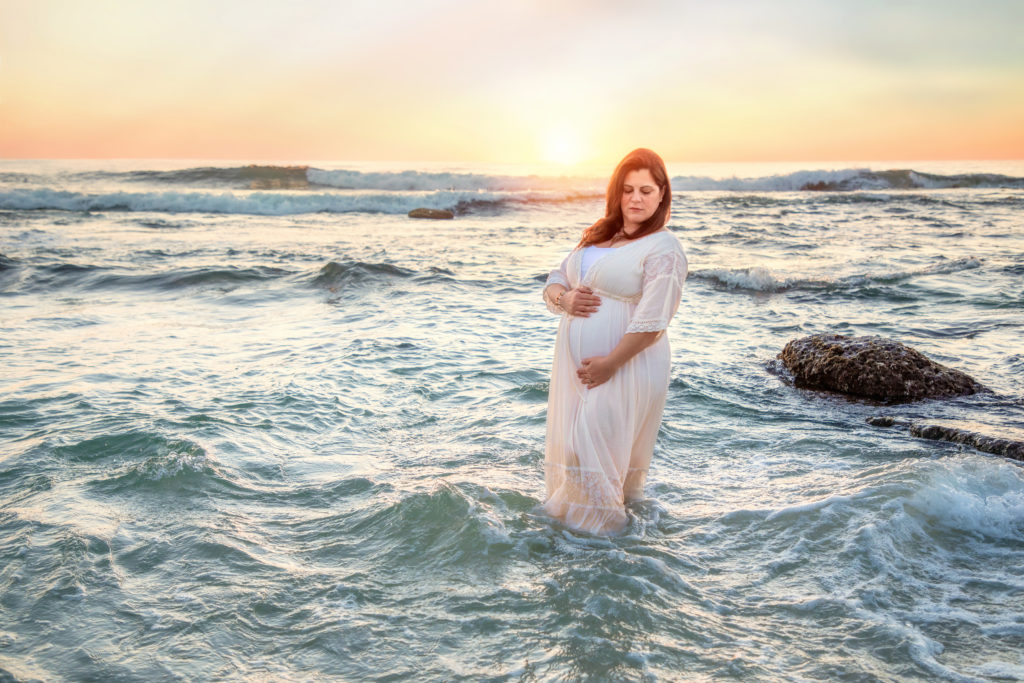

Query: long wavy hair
[577,148,671,248]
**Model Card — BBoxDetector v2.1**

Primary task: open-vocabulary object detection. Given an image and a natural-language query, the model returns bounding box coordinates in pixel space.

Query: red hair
[578,148,672,248]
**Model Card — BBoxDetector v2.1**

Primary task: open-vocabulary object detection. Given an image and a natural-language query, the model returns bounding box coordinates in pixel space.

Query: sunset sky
[1,0,1022,164]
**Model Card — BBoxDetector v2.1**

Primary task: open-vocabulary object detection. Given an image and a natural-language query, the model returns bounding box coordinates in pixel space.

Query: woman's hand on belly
[562,286,601,317]
[577,331,664,389]
[578,355,617,389]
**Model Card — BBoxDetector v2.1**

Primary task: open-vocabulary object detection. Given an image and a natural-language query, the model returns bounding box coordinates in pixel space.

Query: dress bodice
[580,246,614,280]
[546,229,688,334]
[569,231,679,302]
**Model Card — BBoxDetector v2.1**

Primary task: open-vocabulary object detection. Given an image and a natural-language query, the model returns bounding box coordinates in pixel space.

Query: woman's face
[621,168,664,232]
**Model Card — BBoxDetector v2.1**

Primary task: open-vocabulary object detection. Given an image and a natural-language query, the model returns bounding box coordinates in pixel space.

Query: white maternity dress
[543,230,688,534]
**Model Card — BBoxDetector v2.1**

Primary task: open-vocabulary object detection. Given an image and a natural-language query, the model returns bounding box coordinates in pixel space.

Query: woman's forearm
[577,331,663,388]
[605,331,662,370]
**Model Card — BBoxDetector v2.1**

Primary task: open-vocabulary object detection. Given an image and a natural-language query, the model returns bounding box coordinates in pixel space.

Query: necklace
[609,228,634,246]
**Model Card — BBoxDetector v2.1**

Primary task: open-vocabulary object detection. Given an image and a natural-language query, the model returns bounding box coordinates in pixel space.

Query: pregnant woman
[541,148,688,534]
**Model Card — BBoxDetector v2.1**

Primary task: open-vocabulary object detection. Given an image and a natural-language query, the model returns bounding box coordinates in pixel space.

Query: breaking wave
[6,164,1020,204]
[306,168,594,193]
[86,164,313,188]
[0,187,527,215]
[694,256,983,293]
[671,168,1024,192]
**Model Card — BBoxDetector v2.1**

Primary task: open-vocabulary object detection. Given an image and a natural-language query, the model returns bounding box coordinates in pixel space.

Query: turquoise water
[2,161,1023,680]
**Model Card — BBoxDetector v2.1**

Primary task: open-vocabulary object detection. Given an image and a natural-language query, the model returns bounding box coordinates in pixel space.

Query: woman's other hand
[577,356,617,389]
[561,286,601,317]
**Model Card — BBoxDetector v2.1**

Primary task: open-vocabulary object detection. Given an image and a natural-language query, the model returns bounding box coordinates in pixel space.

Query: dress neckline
[591,228,670,250]
[578,229,671,285]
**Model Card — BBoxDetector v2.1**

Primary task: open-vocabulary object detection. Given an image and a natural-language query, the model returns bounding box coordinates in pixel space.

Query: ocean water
[1,159,1023,681]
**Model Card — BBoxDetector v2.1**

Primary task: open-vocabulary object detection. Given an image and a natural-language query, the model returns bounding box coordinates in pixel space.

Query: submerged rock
[408,208,454,220]
[869,416,1024,462]
[779,334,984,402]
[865,415,911,428]
[909,422,1024,461]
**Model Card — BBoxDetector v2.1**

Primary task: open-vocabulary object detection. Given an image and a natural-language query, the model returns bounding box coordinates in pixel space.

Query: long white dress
[543,230,688,534]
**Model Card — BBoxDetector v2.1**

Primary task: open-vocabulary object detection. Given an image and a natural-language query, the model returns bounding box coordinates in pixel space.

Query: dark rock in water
[865,415,911,428]
[870,415,1024,461]
[801,181,834,192]
[779,334,985,402]
[909,422,1024,461]
[408,208,454,220]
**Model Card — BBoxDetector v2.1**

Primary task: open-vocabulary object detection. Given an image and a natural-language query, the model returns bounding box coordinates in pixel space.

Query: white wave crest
[693,267,794,291]
[132,448,211,481]
[671,169,867,192]
[307,168,596,193]
[670,168,1024,192]
[694,257,983,294]
[907,455,1024,541]
[972,661,1024,680]
[922,255,983,275]
[0,188,513,215]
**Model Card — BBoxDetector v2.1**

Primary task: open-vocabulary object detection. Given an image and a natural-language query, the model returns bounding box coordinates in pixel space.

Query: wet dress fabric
[543,230,688,534]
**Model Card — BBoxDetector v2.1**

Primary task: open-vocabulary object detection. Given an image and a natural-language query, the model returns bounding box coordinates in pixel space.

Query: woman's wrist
[546,285,568,311]
[601,355,623,373]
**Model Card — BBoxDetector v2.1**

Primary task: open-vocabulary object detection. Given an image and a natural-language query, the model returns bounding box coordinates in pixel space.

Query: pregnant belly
[566,300,631,367]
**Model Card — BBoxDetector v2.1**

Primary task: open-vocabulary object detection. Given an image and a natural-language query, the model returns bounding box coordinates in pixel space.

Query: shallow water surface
[1,160,1023,681]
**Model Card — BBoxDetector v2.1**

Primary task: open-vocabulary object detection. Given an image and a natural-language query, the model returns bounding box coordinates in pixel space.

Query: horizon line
[4,155,1024,165]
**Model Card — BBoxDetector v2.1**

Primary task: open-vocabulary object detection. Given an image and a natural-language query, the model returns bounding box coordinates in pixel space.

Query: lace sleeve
[542,251,572,315]
[625,247,688,334]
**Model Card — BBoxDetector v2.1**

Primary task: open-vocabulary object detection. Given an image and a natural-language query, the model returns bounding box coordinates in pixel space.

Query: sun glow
[540,124,586,166]
[1,2,1021,161]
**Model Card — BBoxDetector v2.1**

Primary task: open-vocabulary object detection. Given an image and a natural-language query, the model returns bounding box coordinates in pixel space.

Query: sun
[540,123,585,166]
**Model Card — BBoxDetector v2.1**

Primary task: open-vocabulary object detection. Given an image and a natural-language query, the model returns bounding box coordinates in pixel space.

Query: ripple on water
[309,259,413,290]
[2,169,1023,680]
[49,430,241,498]
[308,482,519,573]
[87,265,293,291]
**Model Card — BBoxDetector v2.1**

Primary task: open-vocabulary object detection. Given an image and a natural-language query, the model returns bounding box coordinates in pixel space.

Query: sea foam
[907,456,1024,541]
